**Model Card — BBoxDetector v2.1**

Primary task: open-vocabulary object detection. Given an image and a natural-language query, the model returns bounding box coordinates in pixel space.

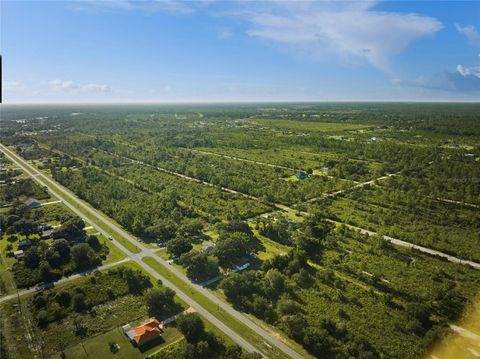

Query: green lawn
[155,247,169,260]
[250,229,290,261]
[52,325,182,359]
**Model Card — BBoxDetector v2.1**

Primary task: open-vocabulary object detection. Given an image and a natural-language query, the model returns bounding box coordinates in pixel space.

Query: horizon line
[2,99,480,106]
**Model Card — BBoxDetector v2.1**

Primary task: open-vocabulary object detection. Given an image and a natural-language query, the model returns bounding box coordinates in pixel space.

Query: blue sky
[2,0,480,103]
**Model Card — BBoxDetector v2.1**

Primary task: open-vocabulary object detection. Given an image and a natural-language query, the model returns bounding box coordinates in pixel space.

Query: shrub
[72,293,89,312]
[55,290,72,307]
[36,310,48,327]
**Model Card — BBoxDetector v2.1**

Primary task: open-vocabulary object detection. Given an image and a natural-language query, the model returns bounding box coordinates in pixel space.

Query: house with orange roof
[123,318,163,346]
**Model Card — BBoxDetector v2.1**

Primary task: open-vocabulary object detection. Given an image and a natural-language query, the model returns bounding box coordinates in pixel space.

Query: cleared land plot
[320,184,480,262]
[195,147,342,171]
[105,162,271,220]
[250,118,374,133]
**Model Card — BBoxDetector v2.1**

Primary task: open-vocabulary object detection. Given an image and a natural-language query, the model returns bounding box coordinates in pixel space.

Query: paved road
[436,198,479,209]
[0,143,303,359]
[300,172,400,205]
[102,149,381,219]
[343,223,480,270]
[246,172,400,222]
[100,149,280,209]
[0,258,130,304]
[191,149,349,183]
[191,149,304,173]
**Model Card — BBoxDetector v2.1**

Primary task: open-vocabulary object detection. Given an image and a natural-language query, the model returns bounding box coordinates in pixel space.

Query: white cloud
[455,23,480,45]
[219,29,233,40]
[78,0,194,14]
[242,1,442,69]
[82,83,111,92]
[456,64,480,78]
[394,64,480,92]
[49,80,80,91]
[74,1,442,70]
[4,81,25,91]
[49,79,111,92]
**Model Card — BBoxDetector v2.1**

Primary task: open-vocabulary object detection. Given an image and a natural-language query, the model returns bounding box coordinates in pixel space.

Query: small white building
[202,242,215,253]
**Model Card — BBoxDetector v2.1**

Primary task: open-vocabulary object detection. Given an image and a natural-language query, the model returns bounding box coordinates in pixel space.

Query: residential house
[25,198,41,208]
[202,242,215,253]
[295,171,308,180]
[18,239,32,249]
[124,318,163,347]
[41,230,54,240]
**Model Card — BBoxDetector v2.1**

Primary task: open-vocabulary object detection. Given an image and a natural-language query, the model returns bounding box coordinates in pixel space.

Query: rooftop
[125,318,163,346]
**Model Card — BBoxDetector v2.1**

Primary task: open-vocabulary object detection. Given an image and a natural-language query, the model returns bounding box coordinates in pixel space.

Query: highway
[0,143,303,359]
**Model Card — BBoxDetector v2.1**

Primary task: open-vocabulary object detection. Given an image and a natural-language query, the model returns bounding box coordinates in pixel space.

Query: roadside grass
[312,169,330,176]
[209,285,315,359]
[155,247,169,260]
[142,256,303,359]
[121,260,234,346]
[85,229,126,264]
[46,181,142,254]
